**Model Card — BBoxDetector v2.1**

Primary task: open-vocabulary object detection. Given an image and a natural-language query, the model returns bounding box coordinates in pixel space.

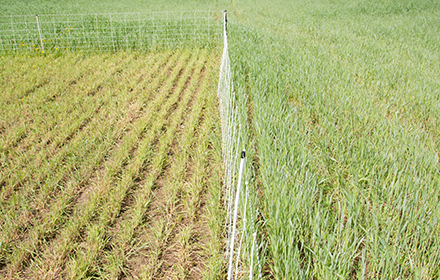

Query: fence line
[217,11,262,280]
[1,9,262,277]
[0,11,221,52]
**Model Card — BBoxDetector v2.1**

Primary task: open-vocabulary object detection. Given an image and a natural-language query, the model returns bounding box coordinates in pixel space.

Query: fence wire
[0,11,221,52]
[217,11,263,280]
[1,9,262,277]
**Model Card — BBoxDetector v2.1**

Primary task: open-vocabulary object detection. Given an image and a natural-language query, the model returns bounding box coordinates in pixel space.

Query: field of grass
[0,49,224,279]
[2,0,440,279]
[0,0,223,15]
[227,0,440,278]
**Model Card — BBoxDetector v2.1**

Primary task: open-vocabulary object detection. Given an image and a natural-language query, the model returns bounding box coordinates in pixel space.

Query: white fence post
[228,150,246,280]
[36,15,45,53]
[250,232,256,280]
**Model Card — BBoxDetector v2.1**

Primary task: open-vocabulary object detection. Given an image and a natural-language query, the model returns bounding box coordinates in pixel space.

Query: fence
[0,11,221,52]
[1,9,261,277]
[217,11,263,280]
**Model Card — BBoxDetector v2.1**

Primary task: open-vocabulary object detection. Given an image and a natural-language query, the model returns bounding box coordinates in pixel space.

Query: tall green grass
[228,0,440,278]
[0,0,223,15]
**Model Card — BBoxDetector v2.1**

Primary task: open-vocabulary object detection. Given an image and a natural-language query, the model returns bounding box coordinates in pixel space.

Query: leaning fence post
[36,15,44,53]
[249,232,257,280]
[228,149,246,280]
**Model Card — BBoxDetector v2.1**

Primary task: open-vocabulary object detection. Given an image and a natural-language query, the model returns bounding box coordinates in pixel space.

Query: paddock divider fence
[0,11,221,52]
[217,10,263,280]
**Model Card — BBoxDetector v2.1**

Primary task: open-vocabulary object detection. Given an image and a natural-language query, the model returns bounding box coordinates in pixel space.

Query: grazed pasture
[0,49,224,279]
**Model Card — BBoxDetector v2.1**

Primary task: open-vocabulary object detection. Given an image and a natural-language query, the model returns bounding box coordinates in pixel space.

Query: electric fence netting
[0,11,220,52]
[217,11,263,280]
[0,8,263,278]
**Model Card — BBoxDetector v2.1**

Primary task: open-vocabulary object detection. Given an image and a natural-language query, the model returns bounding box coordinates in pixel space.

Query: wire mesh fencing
[0,11,221,53]
[217,11,263,280]
[1,8,262,277]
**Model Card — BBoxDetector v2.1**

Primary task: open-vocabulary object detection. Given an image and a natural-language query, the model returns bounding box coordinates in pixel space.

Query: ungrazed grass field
[228,0,440,277]
[0,49,224,279]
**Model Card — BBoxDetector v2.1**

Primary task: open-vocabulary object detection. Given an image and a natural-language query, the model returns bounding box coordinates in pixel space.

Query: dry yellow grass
[0,49,224,279]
